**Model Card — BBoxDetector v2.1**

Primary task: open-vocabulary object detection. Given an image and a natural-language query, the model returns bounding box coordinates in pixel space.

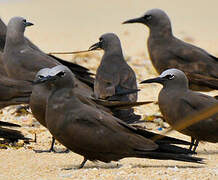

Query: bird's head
[7,16,33,34]
[89,33,122,52]
[34,65,75,89]
[140,68,189,89]
[123,9,171,32]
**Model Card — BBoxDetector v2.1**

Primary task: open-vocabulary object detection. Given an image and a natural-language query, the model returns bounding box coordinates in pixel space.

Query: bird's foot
[33,149,53,153]
[61,167,73,171]
[33,148,69,153]
[53,148,70,153]
[61,158,87,171]
[78,158,87,169]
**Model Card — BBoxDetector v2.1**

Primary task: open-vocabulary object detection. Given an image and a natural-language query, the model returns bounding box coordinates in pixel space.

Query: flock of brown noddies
[0,8,217,168]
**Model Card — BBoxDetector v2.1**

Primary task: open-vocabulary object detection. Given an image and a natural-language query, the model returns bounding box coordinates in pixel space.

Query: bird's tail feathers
[136,151,204,164]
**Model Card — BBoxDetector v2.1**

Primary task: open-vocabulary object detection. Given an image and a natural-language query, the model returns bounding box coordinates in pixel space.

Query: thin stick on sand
[48,50,93,55]
[152,103,218,141]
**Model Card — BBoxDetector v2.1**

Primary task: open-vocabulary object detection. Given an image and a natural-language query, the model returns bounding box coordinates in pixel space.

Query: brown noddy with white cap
[141,68,218,152]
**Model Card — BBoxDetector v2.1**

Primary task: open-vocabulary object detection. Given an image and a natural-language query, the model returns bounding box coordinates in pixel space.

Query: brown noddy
[3,16,60,81]
[0,17,41,53]
[0,19,32,106]
[141,68,218,152]
[0,17,94,85]
[123,8,218,91]
[89,33,141,123]
[2,16,94,86]
[34,65,203,168]
[31,66,93,153]
[2,16,95,152]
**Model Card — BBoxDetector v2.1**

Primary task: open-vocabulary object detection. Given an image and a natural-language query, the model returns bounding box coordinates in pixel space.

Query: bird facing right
[123,8,218,91]
[141,68,218,152]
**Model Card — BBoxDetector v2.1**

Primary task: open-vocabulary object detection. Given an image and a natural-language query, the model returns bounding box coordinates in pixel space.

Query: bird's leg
[189,137,195,151]
[78,158,87,169]
[49,137,70,153]
[192,140,199,152]
[48,136,55,152]
[34,137,69,153]
[33,137,54,153]
[34,137,55,153]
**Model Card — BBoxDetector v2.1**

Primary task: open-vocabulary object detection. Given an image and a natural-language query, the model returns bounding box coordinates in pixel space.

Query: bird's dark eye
[165,74,175,80]
[98,38,104,48]
[99,37,103,42]
[144,15,152,20]
[57,71,66,78]
[23,19,27,23]
[37,75,44,79]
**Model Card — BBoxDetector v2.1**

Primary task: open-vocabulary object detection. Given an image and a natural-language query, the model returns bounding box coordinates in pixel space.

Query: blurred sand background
[0,0,217,179]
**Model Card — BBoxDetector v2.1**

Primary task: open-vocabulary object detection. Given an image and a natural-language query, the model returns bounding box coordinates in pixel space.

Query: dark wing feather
[48,54,95,88]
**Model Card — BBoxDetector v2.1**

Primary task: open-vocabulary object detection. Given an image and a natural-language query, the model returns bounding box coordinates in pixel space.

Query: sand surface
[0,0,218,179]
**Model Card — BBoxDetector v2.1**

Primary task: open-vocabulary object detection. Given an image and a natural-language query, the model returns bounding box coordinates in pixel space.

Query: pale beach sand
[0,0,217,179]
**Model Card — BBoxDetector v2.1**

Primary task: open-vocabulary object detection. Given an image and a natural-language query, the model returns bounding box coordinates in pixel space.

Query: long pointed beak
[140,77,164,84]
[89,42,101,51]
[122,17,144,24]
[25,21,34,27]
[33,75,55,85]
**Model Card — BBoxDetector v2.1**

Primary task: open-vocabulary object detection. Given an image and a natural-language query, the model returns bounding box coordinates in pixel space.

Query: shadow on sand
[61,161,204,170]
[197,150,218,155]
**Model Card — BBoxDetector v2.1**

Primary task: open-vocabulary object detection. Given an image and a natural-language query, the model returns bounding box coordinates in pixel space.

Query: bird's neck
[50,87,81,106]
[103,48,124,61]
[106,44,124,55]
[5,30,25,50]
[162,84,189,94]
[149,26,173,40]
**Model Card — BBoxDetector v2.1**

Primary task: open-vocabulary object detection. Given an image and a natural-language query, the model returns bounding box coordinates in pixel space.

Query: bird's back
[95,54,137,101]
[46,88,159,162]
[148,35,218,91]
[159,88,218,142]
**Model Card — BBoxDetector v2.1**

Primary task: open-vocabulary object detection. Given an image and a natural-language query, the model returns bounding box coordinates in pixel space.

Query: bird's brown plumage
[141,68,218,151]
[89,33,140,122]
[38,65,203,167]
[123,8,218,91]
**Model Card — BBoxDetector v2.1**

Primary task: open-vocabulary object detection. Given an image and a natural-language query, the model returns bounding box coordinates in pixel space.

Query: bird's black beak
[122,17,144,24]
[33,75,55,85]
[140,77,164,84]
[89,41,102,51]
[24,21,34,27]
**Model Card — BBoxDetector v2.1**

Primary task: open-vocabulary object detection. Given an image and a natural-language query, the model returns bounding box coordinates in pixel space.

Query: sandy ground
[0,0,218,179]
